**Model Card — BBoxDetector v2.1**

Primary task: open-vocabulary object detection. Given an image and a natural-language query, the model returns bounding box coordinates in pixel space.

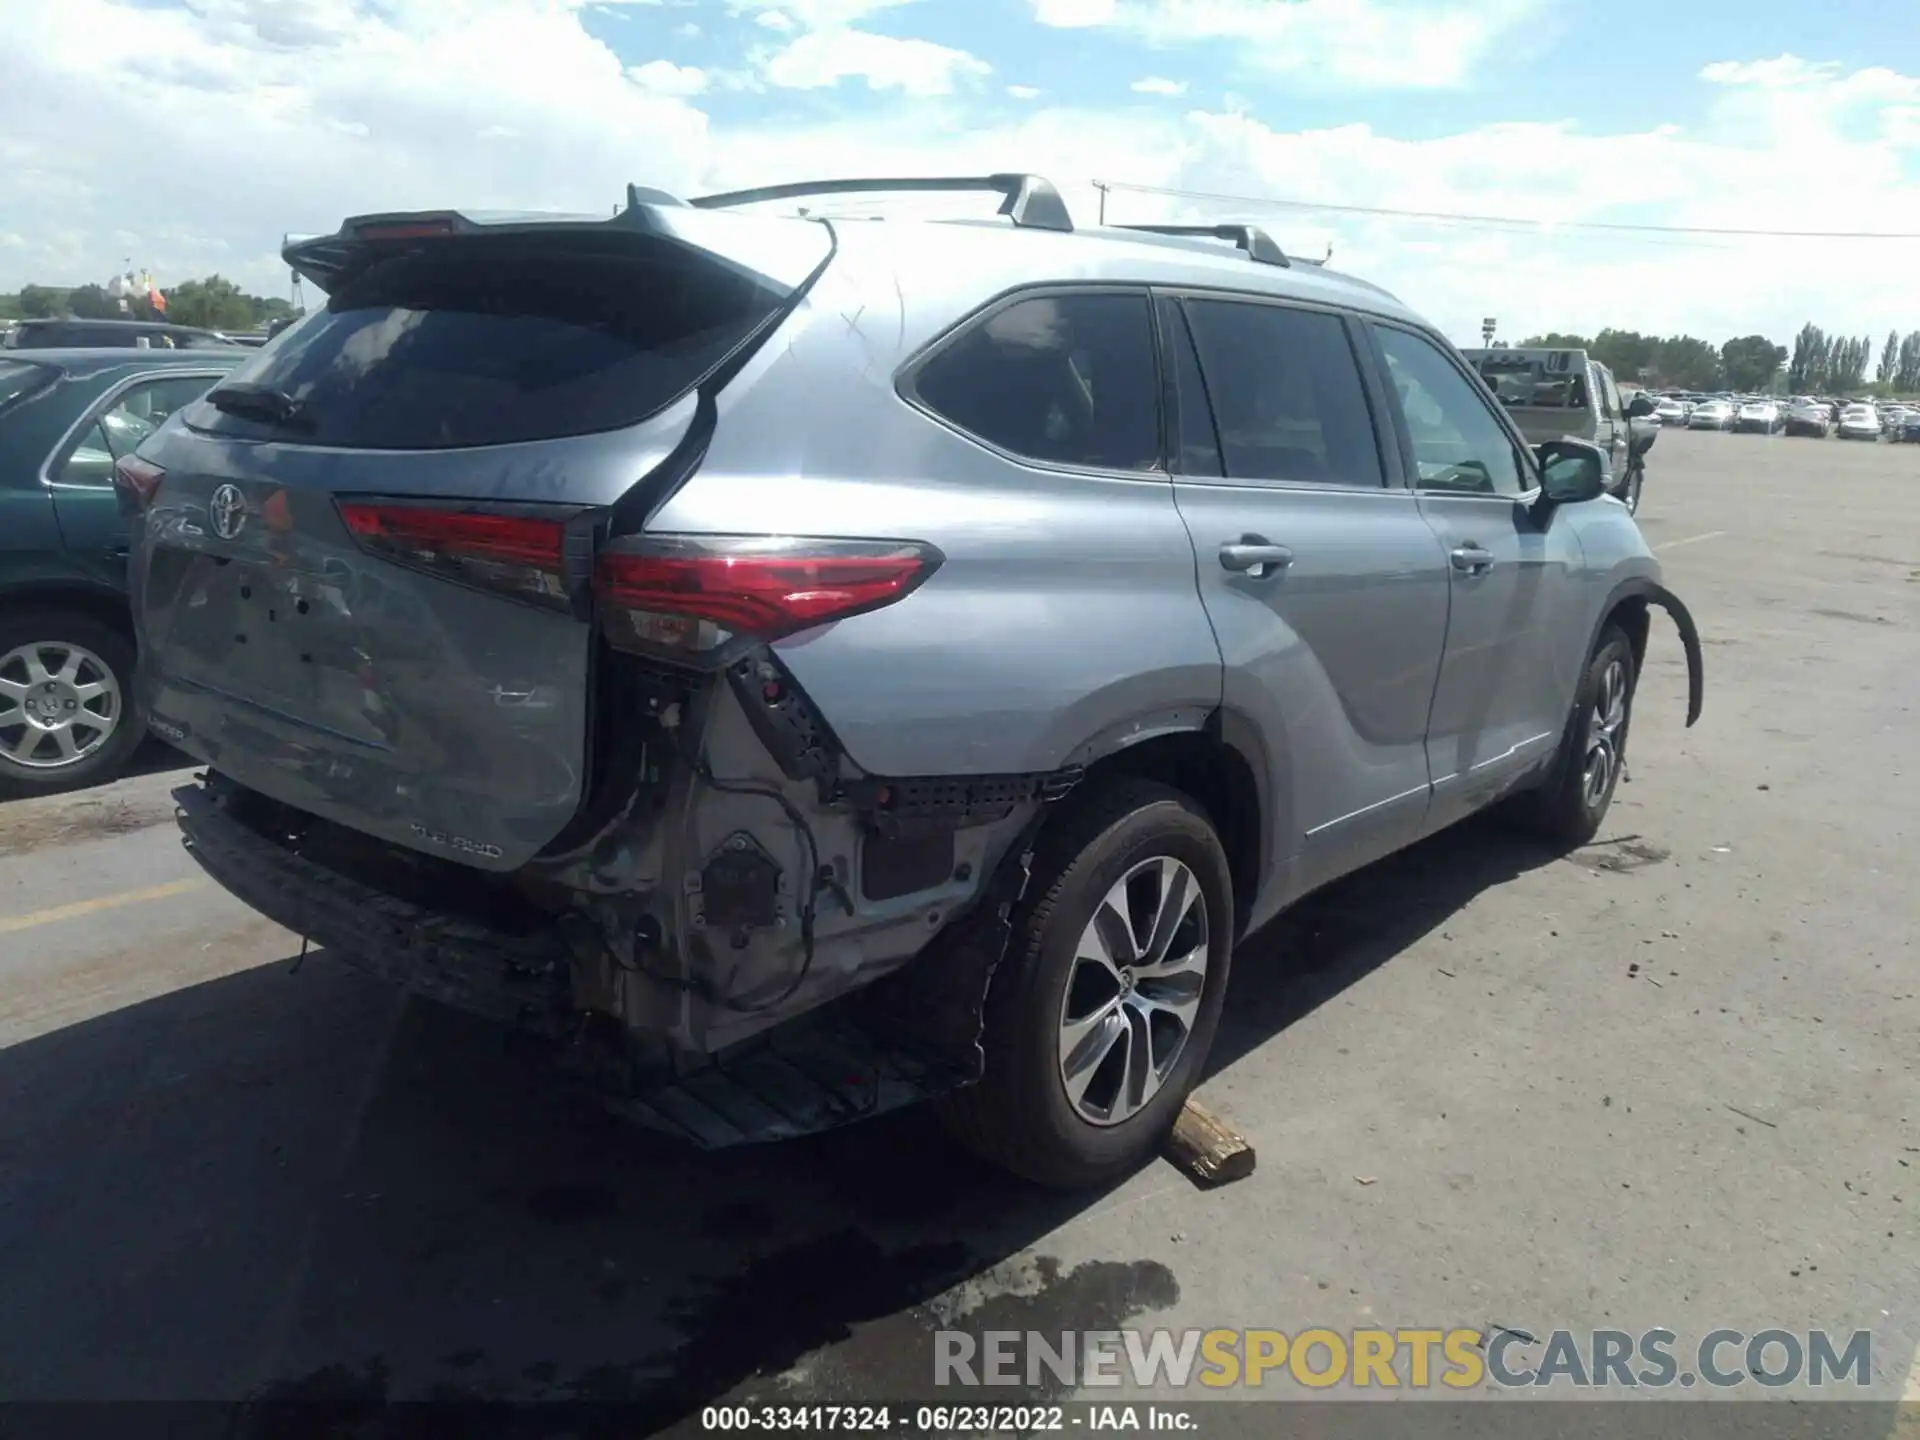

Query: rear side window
[1180,299,1384,488]
[911,291,1160,471]
[186,234,795,449]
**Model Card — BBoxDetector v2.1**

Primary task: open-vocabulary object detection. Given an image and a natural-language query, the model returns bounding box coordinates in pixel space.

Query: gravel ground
[0,426,1915,1429]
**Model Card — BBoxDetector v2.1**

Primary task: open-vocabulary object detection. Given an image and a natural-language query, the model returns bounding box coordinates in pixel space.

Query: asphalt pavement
[1,427,1916,1429]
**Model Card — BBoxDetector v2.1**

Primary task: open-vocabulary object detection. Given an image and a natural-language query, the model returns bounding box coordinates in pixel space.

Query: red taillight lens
[593,536,940,656]
[113,455,165,511]
[337,501,572,609]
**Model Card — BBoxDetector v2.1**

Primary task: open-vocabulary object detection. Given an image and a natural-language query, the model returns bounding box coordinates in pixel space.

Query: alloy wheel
[1056,855,1210,1127]
[0,641,123,770]
[1581,658,1629,810]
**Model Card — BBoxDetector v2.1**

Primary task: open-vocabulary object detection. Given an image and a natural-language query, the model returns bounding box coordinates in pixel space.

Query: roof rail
[686,174,1074,233]
[1112,222,1290,268]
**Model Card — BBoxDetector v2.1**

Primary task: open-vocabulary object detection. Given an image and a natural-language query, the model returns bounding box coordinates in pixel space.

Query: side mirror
[1627,392,1656,419]
[1534,438,1609,509]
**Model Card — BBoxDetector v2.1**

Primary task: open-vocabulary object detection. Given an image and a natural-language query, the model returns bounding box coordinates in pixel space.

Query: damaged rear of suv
[128,174,1701,1189]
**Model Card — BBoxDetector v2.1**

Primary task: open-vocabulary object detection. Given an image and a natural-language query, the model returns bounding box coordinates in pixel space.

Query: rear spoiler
[281,196,830,297]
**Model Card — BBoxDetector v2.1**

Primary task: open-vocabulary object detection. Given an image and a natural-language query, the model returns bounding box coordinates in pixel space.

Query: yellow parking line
[1655,529,1727,552]
[0,879,207,935]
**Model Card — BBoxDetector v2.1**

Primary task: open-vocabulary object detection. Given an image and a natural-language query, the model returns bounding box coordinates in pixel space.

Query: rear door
[44,369,228,587]
[1163,293,1450,910]
[131,214,830,871]
[1366,322,1588,830]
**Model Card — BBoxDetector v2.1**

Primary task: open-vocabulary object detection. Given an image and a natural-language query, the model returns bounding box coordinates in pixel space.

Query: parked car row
[1653,388,1920,442]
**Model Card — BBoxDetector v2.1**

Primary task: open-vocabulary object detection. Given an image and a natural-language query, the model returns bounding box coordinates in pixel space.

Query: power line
[1092,179,1920,241]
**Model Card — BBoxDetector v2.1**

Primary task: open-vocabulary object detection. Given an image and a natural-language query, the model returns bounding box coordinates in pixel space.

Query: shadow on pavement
[0,815,1572,1424]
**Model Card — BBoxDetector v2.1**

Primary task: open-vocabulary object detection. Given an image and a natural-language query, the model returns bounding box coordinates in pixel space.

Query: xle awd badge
[209,484,247,541]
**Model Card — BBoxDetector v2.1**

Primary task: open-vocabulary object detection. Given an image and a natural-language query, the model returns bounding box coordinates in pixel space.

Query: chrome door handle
[1450,544,1494,575]
[1219,538,1294,576]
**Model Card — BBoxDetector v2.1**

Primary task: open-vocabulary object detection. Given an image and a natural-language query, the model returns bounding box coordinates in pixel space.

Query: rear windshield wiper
[205,382,313,431]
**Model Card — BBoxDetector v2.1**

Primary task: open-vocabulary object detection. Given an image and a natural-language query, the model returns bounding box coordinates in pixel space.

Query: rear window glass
[1471,353,1590,408]
[185,234,795,449]
[0,360,52,413]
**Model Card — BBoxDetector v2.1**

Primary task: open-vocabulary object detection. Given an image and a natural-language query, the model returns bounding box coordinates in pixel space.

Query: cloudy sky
[3,0,1918,348]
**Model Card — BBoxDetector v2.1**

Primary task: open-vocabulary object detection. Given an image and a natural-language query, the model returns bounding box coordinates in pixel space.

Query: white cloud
[674,20,701,37]
[1033,0,1114,23]
[753,9,795,31]
[1031,0,1543,89]
[759,29,989,94]
[2,5,1916,349]
[1131,76,1186,96]
[628,58,708,95]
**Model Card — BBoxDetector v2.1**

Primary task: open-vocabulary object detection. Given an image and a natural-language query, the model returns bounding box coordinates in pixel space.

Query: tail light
[594,535,941,660]
[336,500,577,610]
[113,455,165,512]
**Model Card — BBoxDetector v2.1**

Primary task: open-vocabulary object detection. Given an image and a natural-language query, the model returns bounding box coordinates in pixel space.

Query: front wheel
[938,779,1234,1189]
[1507,626,1637,846]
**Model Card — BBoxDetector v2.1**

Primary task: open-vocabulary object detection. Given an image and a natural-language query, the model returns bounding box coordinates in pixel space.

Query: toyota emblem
[209,484,248,541]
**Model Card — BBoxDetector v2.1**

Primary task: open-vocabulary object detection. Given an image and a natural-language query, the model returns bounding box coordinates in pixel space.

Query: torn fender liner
[1649,583,1705,727]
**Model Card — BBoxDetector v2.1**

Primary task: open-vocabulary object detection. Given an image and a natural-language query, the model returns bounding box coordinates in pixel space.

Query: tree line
[1515,329,1786,392]
[1,276,296,334]
[1512,325,1920,396]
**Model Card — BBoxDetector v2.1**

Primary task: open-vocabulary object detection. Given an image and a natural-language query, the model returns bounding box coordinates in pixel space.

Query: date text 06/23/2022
[700,1405,1194,1433]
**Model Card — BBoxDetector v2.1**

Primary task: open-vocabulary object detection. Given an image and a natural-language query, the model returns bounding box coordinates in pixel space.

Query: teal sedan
[0,348,245,796]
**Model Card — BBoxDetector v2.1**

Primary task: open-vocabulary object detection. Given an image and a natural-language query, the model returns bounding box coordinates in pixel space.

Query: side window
[1180,299,1384,488]
[1163,301,1222,478]
[55,422,118,487]
[1373,326,1528,496]
[51,376,212,486]
[912,292,1160,471]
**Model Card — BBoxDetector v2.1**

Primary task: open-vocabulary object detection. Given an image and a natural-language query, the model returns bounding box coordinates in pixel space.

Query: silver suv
[123,174,1703,1188]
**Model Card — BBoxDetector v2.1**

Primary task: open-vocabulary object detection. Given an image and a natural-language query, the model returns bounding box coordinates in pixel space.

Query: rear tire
[0,611,144,800]
[1508,625,1637,846]
[937,779,1234,1189]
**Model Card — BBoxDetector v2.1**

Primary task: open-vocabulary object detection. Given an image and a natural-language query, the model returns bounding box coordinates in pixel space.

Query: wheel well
[0,583,133,640]
[1606,595,1652,675]
[1078,731,1261,935]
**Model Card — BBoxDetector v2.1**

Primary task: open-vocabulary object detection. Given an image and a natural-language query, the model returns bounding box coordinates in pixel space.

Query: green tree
[1878,330,1899,385]
[1653,335,1722,389]
[1518,332,1592,350]
[1896,332,1920,393]
[1720,335,1785,392]
[63,284,124,320]
[161,274,260,331]
[16,284,64,319]
[1786,323,1826,392]
[1590,329,1660,380]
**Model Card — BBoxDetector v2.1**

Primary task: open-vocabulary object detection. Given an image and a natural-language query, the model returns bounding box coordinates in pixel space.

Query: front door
[1163,294,1451,922]
[1366,322,1588,831]
[44,370,226,589]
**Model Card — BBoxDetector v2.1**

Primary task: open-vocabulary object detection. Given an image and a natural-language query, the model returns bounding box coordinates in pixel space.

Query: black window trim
[1362,319,1543,503]
[1152,292,1222,480]
[1152,287,1401,495]
[39,367,232,491]
[894,282,1171,481]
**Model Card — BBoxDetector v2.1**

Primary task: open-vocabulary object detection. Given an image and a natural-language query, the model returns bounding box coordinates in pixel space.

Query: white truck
[1459,346,1658,514]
